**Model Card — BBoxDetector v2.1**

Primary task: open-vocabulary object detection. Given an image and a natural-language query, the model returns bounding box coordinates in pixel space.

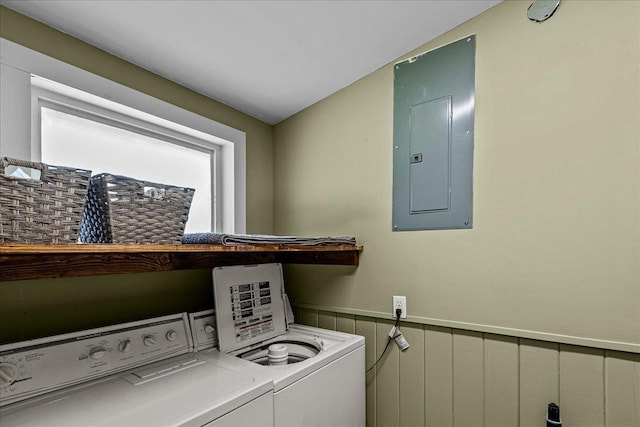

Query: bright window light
[40,106,213,233]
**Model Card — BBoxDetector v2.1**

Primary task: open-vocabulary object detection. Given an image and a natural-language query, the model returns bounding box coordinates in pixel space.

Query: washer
[0,313,273,427]
[213,263,365,427]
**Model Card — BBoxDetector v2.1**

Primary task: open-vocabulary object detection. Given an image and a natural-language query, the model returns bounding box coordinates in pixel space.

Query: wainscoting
[295,307,640,427]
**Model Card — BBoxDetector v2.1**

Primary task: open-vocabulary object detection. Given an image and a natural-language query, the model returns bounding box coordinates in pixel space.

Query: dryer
[0,313,274,427]
[212,263,366,427]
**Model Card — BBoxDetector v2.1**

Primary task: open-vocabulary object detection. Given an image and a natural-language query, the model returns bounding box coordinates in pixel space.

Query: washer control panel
[0,313,192,407]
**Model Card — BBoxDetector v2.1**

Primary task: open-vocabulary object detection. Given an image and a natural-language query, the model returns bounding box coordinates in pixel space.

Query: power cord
[366,308,402,373]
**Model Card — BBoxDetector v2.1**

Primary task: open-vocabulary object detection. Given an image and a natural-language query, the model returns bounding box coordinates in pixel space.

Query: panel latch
[410,153,423,164]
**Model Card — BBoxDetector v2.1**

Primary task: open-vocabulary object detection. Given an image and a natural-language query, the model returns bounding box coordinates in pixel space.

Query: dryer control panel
[0,313,192,407]
[188,309,218,351]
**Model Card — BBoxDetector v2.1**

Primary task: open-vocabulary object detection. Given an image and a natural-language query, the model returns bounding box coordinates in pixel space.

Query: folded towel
[182,233,356,246]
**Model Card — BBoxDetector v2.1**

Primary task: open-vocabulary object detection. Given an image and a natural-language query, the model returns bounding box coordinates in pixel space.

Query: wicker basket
[79,173,195,244]
[0,157,92,243]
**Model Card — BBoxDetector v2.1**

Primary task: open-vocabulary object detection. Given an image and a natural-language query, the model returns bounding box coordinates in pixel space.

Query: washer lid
[213,263,288,353]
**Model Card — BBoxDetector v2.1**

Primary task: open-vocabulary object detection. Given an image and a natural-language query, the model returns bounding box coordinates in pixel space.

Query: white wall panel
[317,310,336,330]
[336,313,356,334]
[299,308,640,427]
[604,351,640,427]
[453,330,484,427]
[425,326,453,427]
[301,308,318,327]
[485,335,519,426]
[375,319,400,427]
[355,316,377,427]
[559,345,605,426]
[399,324,424,427]
[519,339,559,427]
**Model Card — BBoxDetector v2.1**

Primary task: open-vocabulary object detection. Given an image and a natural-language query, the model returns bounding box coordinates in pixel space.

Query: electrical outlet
[392,295,407,319]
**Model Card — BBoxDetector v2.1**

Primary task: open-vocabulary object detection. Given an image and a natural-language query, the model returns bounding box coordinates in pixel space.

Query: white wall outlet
[392,295,407,319]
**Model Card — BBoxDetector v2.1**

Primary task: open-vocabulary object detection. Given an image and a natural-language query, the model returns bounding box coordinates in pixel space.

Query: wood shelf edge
[0,243,363,281]
[0,243,363,254]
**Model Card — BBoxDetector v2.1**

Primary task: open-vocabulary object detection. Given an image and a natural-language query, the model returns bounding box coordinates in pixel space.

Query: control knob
[166,330,177,342]
[89,346,107,360]
[118,339,132,353]
[143,335,157,347]
[204,324,215,334]
[0,363,18,387]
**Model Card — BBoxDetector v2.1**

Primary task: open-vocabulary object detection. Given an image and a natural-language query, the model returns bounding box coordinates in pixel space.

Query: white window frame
[33,78,222,233]
[0,38,246,233]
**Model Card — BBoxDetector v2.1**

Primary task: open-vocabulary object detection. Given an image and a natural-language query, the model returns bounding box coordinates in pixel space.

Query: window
[0,38,246,233]
[34,78,217,233]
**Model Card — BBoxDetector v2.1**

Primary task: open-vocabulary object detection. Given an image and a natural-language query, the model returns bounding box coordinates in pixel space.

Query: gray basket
[79,173,195,244]
[0,157,92,243]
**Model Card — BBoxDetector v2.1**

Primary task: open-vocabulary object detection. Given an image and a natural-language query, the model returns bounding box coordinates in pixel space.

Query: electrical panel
[393,36,475,231]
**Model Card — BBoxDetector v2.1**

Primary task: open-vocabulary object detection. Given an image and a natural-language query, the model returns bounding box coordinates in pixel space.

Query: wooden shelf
[0,243,363,281]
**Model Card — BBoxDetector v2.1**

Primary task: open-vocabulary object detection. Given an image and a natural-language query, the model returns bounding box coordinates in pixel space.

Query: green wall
[274,0,640,351]
[1,1,639,351]
[0,6,274,343]
[1,2,639,424]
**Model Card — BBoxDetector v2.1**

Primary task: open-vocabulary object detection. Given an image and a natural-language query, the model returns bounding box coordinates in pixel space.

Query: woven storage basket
[0,157,91,243]
[79,173,195,244]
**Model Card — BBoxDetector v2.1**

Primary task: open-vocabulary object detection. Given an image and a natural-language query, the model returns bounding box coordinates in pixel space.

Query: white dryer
[212,263,366,427]
[0,313,274,427]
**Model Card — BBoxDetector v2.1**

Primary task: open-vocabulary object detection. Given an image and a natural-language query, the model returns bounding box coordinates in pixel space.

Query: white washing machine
[212,263,366,427]
[0,313,274,427]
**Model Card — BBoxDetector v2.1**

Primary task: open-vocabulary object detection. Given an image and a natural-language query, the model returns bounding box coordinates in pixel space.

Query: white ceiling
[2,0,500,125]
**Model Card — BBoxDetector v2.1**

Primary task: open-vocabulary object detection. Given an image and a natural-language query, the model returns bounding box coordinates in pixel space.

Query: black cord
[366,309,401,373]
